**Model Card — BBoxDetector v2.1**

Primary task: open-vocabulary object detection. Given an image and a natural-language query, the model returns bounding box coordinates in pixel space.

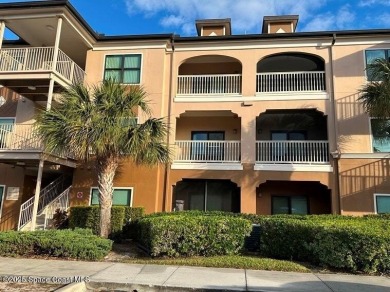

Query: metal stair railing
[17,175,70,230]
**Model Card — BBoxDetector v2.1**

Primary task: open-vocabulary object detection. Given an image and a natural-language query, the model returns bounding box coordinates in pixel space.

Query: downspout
[329,33,342,214]
[162,34,175,211]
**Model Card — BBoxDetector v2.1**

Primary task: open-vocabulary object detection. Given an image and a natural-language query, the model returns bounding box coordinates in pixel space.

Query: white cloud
[124,0,329,35]
[302,5,356,31]
[359,0,390,7]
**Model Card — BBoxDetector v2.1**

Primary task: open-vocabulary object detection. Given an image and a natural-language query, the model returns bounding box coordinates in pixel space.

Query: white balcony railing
[256,71,326,93]
[0,47,85,84]
[256,141,329,164]
[174,140,241,163]
[177,74,242,96]
[0,124,41,150]
[0,124,74,159]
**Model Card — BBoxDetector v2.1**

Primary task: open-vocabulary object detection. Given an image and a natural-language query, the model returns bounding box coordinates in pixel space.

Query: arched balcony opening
[255,109,329,165]
[177,55,242,97]
[256,53,326,93]
[173,179,241,212]
[257,180,331,215]
[172,111,242,168]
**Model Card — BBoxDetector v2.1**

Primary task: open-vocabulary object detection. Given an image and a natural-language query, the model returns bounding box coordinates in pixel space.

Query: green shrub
[69,206,145,238]
[136,215,252,257]
[257,217,390,274]
[0,229,112,260]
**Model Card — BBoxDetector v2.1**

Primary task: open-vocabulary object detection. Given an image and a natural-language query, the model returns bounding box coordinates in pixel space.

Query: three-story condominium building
[0,1,389,231]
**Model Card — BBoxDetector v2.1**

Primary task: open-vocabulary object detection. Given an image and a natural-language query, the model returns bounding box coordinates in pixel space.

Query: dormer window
[195,19,231,36]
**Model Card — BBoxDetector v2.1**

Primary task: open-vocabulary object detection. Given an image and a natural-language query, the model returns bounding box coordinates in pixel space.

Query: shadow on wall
[0,208,18,231]
[340,158,390,213]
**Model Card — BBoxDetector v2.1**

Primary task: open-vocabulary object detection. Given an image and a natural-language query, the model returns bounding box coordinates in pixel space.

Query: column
[0,21,5,50]
[30,159,44,231]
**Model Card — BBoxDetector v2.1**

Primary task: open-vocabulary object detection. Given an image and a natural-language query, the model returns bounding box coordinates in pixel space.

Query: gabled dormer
[262,15,299,34]
[195,18,232,36]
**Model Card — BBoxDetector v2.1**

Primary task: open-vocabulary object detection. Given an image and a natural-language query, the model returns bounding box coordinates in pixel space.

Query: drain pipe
[329,33,342,214]
[162,34,175,211]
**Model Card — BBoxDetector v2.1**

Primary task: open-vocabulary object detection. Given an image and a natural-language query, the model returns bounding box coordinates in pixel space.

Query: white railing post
[177,74,242,96]
[256,140,329,164]
[256,71,326,93]
[174,140,241,163]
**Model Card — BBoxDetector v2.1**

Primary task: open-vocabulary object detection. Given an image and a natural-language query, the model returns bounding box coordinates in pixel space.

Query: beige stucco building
[0,1,389,231]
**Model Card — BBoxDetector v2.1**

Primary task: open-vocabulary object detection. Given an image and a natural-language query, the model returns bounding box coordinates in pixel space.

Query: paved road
[0,257,389,291]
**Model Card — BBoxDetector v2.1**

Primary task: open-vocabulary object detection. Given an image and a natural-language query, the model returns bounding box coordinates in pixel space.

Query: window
[173,179,240,212]
[375,194,390,214]
[370,118,390,152]
[191,131,225,161]
[272,196,308,215]
[365,50,390,81]
[104,54,141,84]
[0,118,15,148]
[0,185,4,218]
[90,188,133,206]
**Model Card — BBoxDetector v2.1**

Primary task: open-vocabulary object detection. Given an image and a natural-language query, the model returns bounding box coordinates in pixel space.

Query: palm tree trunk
[96,155,119,238]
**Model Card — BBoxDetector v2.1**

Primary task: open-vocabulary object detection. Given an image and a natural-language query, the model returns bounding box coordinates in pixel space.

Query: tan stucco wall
[70,161,166,214]
[338,158,390,215]
[0,165,26,231]
[202,26,225,36]
[269,23,293,33]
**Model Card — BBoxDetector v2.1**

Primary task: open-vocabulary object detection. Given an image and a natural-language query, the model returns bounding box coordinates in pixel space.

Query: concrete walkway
[0,257,389,291]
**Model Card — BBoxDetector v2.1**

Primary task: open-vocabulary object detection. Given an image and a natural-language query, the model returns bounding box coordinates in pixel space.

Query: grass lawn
[122,255,309,273]
[108,242,309,273]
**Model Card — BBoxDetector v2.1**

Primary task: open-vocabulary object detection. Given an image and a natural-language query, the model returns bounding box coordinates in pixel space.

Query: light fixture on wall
[233,129,238,134]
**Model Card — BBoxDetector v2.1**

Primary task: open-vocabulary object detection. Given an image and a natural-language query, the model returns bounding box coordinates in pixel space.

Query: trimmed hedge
[136,215,252,257]
[0,229,112,260]
[69,206,144,237]
[257,217,390,273]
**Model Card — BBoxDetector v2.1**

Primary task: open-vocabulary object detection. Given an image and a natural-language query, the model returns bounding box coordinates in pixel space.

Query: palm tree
[36,80,170,238]
[359,58,390,118]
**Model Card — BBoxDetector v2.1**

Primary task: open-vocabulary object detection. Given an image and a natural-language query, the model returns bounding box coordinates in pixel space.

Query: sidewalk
[0,257,389,291]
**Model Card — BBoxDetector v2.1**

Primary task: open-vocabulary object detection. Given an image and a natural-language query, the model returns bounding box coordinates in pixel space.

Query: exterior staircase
[18,175,72,231]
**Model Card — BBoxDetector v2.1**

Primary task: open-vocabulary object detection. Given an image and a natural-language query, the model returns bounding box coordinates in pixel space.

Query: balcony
[173,140,241,170]
[0,47,85,85]
[177,74,242,96]
[256,141,329,164]
[256,71,326,93]
[0,124,41,151]
[0,124,75,165]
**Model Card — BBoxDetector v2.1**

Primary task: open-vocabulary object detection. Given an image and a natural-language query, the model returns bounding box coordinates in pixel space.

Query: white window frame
[0,185,5,219]
[374,193,390,214]
[102,53,143,85]
[89,187,134,207]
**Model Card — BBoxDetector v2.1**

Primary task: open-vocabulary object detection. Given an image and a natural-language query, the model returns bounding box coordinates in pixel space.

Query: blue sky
[0,0,390,36]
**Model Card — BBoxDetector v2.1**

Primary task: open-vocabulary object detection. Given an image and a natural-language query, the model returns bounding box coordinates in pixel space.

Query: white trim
[174,95,243,102]
[89,186,134,207]
[102,53,143,85]
[171,163,243,170]
[254,163,333,172]
[374,193,390,214]
[255,92,328,100]
[340,153,390,159]
[173,38,390,52]
[0,185,5,219]
[93,44,167,50]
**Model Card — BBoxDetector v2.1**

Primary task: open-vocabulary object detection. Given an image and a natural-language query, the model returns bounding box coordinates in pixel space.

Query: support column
[30,159,44,231]
[46,79,55,111]
[0,21,5,50]
[240,109,257,214]
[52,17,63,72]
